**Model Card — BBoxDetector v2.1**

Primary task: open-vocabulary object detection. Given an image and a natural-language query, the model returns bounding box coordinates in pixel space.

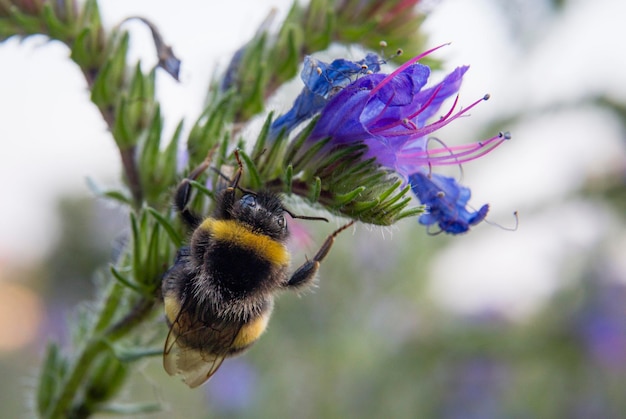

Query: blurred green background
[1,0,625,417]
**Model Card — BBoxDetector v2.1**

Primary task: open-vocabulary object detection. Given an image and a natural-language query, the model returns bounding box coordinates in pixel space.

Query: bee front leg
[286,221,354,289]
[175,159,212,228]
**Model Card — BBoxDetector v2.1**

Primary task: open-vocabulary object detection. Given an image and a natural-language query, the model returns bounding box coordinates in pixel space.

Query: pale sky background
[0,0,625,317]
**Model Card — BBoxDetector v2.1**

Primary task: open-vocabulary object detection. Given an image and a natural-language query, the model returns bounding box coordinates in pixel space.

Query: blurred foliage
[43,197,127,303]
[1,0,625,418]
[196,240,626,419]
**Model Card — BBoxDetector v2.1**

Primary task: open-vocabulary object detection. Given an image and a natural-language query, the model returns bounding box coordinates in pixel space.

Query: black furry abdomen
[207,244,273,298]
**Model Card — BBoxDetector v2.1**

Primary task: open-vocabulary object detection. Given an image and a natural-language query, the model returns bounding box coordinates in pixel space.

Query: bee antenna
[237,186,257,196]
[484,211,519,232]
[210,167,232,182]
[284,208,329,222]
[231,149,244,189]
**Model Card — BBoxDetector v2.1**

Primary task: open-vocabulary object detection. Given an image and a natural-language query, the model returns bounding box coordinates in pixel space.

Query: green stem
[44,274,158,418]
[45,339,107,419]
[45,281,121,419]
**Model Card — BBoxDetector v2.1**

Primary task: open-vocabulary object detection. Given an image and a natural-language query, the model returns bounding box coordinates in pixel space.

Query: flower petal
[409,172,488,234]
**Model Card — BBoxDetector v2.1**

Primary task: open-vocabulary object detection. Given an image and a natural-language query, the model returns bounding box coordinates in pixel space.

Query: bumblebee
[162,151,353,388]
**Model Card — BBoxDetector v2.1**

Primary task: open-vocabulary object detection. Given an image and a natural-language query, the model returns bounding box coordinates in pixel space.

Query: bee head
[230,191,289,241]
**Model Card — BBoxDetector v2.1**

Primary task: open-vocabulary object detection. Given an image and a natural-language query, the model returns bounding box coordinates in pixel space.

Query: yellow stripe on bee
[201,218,290,266]
[164,294,182,324]
[232,313,270,349]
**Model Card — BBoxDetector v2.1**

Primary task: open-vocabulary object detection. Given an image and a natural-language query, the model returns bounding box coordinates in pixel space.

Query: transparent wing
[163,308,243,388]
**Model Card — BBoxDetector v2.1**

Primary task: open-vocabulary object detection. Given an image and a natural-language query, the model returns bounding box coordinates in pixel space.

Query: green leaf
[238,150,262,190]
[139,106,162,182]
[284,116,318,164]
[251,112,272,162]
[80,0,102,29]
[292,137,330,173]
[378,183,411,211]
[333,186,366,207]
[112,97,134,148]
[143,220,162,286]
[187,179,216,201]
[85,352,128,405]
[110,265,144,294]
[108,31,130,90]
[396,205,426,221]
[41,3,72,39]
[103,190,133,206]
[130,212,141,276]
[187,91,234,166]
[127,63,149,129]
[262,130,289,178]
[113,346,163,362]
[274,25,300,81]
[350,198,380,214]
[37,343,65,416]
[146,206,183,248]
[6,7,41,34]
[160,120,183,186]
[89,40,113,103]
[309,176,322,202]
[99,403,162,415]
[383,196,412,215]
[85,177,133,206]
[68,35,89,69]
[284,164,293,194]
[376,179,404,204]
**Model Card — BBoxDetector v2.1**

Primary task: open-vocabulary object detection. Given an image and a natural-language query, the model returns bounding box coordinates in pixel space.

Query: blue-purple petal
[271,87,328,137]
[411,66,469,126]
[409,172,488,234]
[272,54,383,140]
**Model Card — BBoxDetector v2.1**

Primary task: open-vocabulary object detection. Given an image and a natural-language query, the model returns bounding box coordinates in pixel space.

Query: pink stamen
[401,119,418,130]
[369,94,488,139]
[406,84,445,121]
[406,94,488,139]
[370,43,451,96]
[399,132,509,166]
[439,95,460,121]
[369,84,445,135]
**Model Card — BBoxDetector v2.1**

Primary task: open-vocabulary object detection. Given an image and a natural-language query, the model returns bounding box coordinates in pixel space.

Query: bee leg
[215,150,244,219]
[286,221,354,288]
[175,158,213,228]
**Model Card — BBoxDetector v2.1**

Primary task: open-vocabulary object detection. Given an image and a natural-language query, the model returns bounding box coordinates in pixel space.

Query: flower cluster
[279,45,509,234]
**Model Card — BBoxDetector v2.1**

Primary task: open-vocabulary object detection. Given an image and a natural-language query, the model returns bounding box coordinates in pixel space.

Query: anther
[484,210,519,232]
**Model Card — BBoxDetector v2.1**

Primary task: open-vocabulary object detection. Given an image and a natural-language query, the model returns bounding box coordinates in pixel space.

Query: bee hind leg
[286,221,354,289]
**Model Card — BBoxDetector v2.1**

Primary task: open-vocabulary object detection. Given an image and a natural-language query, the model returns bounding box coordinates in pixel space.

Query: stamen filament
[370,43,451,95]
[399,133,508,166]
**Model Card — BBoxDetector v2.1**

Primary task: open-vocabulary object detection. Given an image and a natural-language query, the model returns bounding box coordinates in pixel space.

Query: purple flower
[300,45,508,233]
[271,53,381,138]
[576,282,626,370]
[409,172,489,234]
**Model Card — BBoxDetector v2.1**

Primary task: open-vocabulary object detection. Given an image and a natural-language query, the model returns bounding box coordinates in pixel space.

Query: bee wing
[163,313,243,388]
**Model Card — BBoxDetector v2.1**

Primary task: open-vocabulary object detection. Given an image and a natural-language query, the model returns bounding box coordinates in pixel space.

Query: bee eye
[277,215,286,229]
[241,194,257,208]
